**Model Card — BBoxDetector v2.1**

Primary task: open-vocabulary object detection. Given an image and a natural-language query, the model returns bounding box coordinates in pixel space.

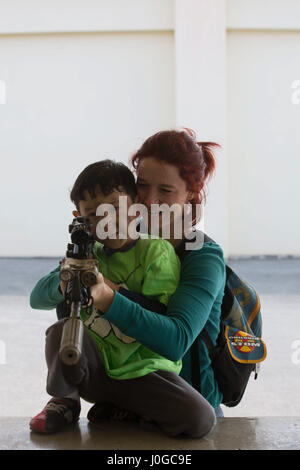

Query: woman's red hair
[131,128,220,225]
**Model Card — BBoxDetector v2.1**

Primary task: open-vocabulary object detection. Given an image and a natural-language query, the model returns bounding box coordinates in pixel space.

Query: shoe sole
[29,417,80,434]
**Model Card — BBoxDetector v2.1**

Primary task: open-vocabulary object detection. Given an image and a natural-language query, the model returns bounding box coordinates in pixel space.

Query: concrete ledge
[0,417,299,451]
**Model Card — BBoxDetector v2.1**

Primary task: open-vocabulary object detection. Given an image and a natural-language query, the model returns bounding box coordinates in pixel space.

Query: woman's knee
[182,392,217,438]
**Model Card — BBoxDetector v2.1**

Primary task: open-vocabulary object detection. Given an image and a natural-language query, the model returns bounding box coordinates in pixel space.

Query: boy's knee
[45,320,66,355]
[45,319,65,337]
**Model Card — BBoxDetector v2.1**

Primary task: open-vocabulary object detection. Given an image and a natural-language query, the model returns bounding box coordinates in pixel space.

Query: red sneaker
[29,397,81,434]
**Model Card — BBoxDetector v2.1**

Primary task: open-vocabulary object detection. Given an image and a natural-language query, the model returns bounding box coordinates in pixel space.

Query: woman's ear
[72,210,79,217]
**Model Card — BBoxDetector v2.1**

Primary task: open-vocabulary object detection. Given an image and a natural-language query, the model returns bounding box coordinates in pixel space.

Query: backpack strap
[191,329,216,394]
[178,231,217,394]
[200,328,216,354]
[191,339,202,393]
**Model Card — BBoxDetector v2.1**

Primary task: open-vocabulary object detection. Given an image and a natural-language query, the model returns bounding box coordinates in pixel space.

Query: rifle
[58,217,98,365]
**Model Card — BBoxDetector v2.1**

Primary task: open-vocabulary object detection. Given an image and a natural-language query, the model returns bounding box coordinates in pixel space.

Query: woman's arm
[92,243,226,362]
[30,266,64,310]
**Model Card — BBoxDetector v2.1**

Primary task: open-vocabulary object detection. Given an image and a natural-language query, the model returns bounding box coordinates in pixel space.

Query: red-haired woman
[88,128,226,438]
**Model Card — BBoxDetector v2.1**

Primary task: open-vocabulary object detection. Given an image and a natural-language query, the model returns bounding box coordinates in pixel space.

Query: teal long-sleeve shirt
[30,240,226,409]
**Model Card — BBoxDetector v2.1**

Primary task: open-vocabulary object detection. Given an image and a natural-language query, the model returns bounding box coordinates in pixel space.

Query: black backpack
[177,232,267,407]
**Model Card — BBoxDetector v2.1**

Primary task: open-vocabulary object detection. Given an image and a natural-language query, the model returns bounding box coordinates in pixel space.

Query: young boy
[29,159,181,434]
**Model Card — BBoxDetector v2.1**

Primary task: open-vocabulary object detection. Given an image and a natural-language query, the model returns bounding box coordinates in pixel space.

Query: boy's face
[73,185,138,250]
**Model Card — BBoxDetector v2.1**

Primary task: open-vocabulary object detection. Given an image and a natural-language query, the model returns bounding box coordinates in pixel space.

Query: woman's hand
[91,273,115,313]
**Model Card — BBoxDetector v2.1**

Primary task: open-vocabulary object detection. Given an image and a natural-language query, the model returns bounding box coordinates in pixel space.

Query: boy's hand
[90,273,105,302]
[59,280,67,296]
[59,273,110,299]
[91,273,115,313]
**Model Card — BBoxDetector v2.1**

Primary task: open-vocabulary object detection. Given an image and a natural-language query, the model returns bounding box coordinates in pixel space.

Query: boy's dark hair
[70,159,137,209]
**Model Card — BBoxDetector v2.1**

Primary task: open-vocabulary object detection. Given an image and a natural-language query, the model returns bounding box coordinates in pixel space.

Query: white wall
[227,0,300,30]
[227,30,300,255]
[0,31,174,256]
[175,0,228,254]
[0,0,299,256]
[227,0,300,256]
[0,0,174,33]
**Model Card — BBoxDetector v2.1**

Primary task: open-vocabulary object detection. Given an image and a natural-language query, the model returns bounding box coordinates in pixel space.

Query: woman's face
[136,157,193,236]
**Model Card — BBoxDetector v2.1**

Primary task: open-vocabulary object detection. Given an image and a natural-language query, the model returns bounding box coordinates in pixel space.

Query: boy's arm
[30,265,64,310]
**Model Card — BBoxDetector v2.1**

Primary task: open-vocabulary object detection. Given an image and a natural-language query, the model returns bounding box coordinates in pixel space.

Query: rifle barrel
[59,301,84,365]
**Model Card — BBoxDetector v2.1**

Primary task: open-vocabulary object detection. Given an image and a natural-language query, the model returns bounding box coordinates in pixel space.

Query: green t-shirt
[80,235,182,380]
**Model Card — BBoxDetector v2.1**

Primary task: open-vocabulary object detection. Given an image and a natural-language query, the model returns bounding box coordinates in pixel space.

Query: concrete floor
[1,417,299,450]
[0,257,300,450]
